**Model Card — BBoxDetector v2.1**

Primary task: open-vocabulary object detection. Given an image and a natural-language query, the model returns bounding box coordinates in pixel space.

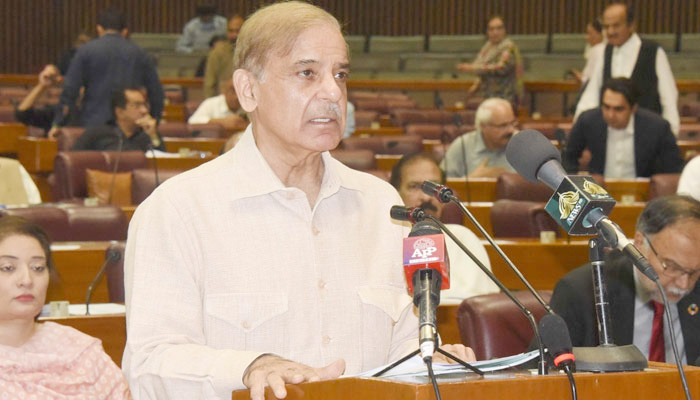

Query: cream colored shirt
[575,33,679,136]
[123,126,417,399]
[604,115,636,179]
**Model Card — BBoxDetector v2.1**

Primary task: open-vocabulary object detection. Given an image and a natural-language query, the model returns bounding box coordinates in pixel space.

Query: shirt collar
[226,125,365,201]
[606,113,635,136]
[615,32,641,52]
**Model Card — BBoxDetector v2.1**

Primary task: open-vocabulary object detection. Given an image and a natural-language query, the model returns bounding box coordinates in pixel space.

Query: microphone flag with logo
[403,221,450,295]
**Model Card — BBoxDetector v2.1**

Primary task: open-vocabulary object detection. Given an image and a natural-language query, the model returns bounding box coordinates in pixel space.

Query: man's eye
[335,71,349,80]
[32,265,47,272]
[0,265,14,272]
[299,69,314,78]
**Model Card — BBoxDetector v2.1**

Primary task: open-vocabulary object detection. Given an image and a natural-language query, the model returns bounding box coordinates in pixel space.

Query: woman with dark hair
[0,216,131,398]
[456,15,523,107]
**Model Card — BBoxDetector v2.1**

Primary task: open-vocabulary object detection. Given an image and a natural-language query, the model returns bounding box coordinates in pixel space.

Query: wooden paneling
[3,1,700,73]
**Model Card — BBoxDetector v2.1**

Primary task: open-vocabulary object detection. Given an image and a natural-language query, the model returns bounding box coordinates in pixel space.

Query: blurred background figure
[456,15,523,108]
[57,31,93,75]
[203,14,244,97]
[572,18,605,85]
[188,78,247,132]
[175,3,227,54]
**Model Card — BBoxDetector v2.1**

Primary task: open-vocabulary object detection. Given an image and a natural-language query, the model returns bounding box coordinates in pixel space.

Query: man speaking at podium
[122,2,474,399]
[550,196,700,365]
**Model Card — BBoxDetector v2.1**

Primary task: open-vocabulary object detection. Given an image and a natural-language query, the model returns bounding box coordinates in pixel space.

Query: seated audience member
[187,78,248,131]
[123,3,475,398]
[0,158,41,205]
[678,156,700,201]
[14,65,80,133]
[391,153,499,302]
[563,78,683,178]
[440,97,518,178]
[203,14,245,97]
[72,87,165,152]
[0,216,131,398]
[175,3,227,54]
[550,195,700,364]
[195,35,226,77]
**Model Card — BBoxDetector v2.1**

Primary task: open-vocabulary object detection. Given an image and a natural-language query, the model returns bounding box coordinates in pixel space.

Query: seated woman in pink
[0,216,131,399]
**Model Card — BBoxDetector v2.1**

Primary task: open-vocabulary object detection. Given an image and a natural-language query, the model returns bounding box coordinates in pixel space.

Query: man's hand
[135,115,158,139]
[38,64,61,88]
[469,158,508,178]
[47,126,61,139]
[432,344,477,364]
[456,62,474,73]
[243,355,345,400]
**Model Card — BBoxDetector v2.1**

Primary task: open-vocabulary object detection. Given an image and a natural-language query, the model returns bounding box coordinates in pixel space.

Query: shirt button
[322,335,331,345]
[312,226,320,235]
[241,321,250,329]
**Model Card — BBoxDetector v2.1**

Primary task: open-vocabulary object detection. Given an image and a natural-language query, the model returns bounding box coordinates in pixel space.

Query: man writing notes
[122,2,474,399]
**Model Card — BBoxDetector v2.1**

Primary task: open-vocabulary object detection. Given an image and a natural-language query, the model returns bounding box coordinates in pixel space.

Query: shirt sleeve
[123,192,263,399]
[574,51,604,120]
[142,56,164,121]
[654,48,680,137]
[440,136,467,178]
[54,50,85,127]
[18,164,41,204]
[677,157,700,200]
[175,22,195,53]
[563,117,587,173]
[187,98,213,124]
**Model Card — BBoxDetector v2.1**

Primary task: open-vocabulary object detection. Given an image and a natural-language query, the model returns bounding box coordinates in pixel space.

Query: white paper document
[355,350,539,380]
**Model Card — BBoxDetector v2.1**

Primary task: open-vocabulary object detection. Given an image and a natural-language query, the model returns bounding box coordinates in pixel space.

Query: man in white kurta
[123,2,476,399]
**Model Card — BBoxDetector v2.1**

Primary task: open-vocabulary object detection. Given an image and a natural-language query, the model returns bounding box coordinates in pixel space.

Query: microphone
[539,314,576,370]
[505,129,658,280]
[107,129,125,205]
[390,205,425,224]
[403,219,449,360]
[393,205,549,374]
[85,245,122,315]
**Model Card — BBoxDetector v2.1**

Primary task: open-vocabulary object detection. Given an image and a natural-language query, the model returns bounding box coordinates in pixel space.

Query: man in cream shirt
[122,2,474,399]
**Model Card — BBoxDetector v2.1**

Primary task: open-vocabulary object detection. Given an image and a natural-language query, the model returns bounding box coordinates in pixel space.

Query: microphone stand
[424,181,553,313]
[572,236,648,372]
[425,215,548,376]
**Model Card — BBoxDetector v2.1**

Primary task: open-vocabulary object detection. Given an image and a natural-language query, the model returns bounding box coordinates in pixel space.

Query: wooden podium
[231,363,700,399]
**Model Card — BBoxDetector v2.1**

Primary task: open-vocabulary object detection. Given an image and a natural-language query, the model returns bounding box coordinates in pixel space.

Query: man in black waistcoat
[574,2,679,136]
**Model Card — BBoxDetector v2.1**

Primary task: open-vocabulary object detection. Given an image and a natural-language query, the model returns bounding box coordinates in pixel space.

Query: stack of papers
[356,350,539,380]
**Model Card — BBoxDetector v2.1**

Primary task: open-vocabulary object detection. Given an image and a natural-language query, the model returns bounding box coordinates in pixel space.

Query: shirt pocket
[356,285,412,367]
[204,293,289,353]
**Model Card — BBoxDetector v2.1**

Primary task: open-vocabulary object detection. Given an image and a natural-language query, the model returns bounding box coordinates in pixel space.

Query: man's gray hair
[474,97,513,130]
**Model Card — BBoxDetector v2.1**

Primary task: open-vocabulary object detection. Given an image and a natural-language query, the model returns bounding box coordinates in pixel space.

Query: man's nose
[318,73,342,103]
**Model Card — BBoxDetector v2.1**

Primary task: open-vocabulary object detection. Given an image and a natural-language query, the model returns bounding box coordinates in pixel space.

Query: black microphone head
[408,219,442,237]
[505,129,562,183]
[106,248,122,263]
[421,181,453,203]
[695,355,700,367]
[390,205,425,224]
[538,313,575,368]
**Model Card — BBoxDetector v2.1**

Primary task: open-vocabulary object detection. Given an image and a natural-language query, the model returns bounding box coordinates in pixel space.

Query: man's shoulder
[210,41,233,56]
[635,107,667,125]
[578,107,604,122]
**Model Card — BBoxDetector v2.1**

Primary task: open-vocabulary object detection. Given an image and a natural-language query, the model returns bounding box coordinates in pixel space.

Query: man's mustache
[419,202,438,212]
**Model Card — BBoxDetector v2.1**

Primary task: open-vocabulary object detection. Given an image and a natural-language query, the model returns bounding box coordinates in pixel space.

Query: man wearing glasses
[550,195,700,365]
[72,87,164,152]
[440,97,518,178]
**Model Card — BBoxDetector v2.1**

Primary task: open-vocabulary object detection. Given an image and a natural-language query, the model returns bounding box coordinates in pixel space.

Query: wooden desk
[447,178,498,202]
[17,136,57,173]
[231,363,700,400]
[678,140,700,160]
[0,122,27,154]
[463,202,643,239]
[40,313,126,367]
[49,242,112,304]
[149,154,215,170]
[354,127,404,136]
[603,178,650,202]
[164,137,226,155]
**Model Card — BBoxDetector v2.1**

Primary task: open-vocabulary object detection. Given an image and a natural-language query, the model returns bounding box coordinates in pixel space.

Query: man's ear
[233,69,258,113]
[633,231,645,249]
[121,28,129,38]
[96,25,105,36]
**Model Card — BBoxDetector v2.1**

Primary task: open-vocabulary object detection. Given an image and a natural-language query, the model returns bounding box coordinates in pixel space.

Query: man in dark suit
[550,195,700,365]
[49,8,164,137]
[563,77,682,178]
